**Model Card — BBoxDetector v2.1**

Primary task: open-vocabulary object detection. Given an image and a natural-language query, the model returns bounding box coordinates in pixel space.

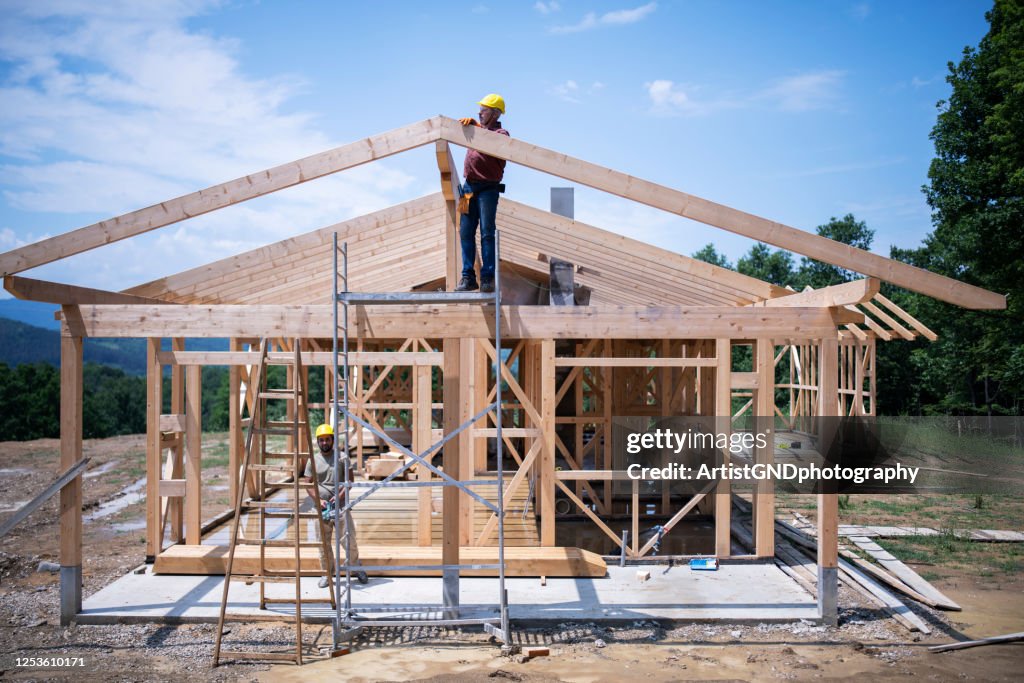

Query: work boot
[480,279,495,294]
[318,575,331,589]
[454,276,478,292]
[356,570,368,584]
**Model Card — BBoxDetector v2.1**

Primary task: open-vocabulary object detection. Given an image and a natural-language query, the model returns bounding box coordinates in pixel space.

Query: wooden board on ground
[153,544,607,577]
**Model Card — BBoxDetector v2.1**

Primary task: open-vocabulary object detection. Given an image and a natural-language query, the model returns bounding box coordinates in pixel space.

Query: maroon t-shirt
[463,120,509,183]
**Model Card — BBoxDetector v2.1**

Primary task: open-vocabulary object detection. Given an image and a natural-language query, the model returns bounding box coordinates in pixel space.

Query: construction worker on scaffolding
[454,93,509,294]
[307,423,368,586]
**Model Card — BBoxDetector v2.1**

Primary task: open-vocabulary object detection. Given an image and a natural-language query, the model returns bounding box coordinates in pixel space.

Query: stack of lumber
[731,497,950,634]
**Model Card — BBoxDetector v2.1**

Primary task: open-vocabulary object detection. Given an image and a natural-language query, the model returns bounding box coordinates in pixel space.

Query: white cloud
[550,2,656,34]
[849,2,871,20]
[645,70,845,117]
[534,1,560,14]
[0,1,417,289]
[759,70,845,112]
[549,80,580,103]
[548,79,607,104]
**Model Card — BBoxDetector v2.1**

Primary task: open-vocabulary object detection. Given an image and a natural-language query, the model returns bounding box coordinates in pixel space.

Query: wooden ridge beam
[751,279,880,308]
[4,275,173,306]
[438,116,1004,310]
[61,304,863,340]
[156,350,443,366]
[0,118,444,276]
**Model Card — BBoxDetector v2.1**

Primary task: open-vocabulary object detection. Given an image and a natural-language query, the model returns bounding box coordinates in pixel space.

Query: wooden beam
[436,141,462,290]
[145,338,162,561]
[539,340,556,546]
[62,304,861,340]
[817,336,840,626]
[753,340,775,558]
[0,118,444,275]
[59,323,83,625]
[752,279,880,308]
[4,275,172,305]
[439,116,1004,310]
[555,357,717,367]
[184,366,202,545]
[714,338,732,558]
[442,337,460,614]
[874,293,938,341]
[156,350,443,366]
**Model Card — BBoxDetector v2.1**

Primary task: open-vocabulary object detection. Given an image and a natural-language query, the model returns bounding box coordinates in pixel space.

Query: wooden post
[539,339,556,546]
[145,338,162,561]
[714,338,732,557]
[415,364,433,546]
[458,339,475,546]
[59,318,83,625]
[753,339,775,557]
[169,338,185,543]
[817,336,840,626]
[603,339,613,513]
[442,337,461,615]
[185,366,202,545]
[474,340,488,474]
[228,338,241,509]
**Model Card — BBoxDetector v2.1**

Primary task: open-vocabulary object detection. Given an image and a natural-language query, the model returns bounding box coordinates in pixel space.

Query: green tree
[691,243,733,269]
[795,214,875,289]
[887,0,1024,415]
[737,243,795,287]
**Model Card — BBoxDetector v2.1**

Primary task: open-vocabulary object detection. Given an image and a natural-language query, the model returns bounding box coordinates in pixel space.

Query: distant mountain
[0,298,61,330]
[0,317,230,375]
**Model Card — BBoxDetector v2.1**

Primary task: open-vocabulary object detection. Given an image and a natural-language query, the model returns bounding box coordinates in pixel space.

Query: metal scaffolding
[329,231,509,649]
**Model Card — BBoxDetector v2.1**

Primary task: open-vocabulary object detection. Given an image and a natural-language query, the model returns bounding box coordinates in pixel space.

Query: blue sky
[0,0,992,293]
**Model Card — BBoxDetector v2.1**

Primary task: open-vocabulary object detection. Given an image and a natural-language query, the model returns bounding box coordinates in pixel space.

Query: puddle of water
[84,477,146,522]
[110,519,147,532]
[0,501,29,513]
[84,460,119,479]
[0,468,31,476]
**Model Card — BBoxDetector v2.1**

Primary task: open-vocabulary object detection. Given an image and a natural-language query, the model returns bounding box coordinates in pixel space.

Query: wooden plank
[715,339,732,550]
[154,544,607,577]
[58,324,83,625]
[539,340,556,546]
[442,338,460,584]
[554,357,717,367]
[929,632,1024,653]
[159,413,186,432]
[158,479,186,497]
[5,275,172,305]
[414,364,433,546]
[499,201,782,303]
[436,141,462,289]
[874,293,939,341]
[145,338,162,560]
[62,304,860,340]
[0,118,444,275]
[184,366,202,545]
[754,340,775,557]
[847,535,961,610]
[440,116,1004,310]
[130,195,442,301]
[818,337,840,569]
[753,279,880,308]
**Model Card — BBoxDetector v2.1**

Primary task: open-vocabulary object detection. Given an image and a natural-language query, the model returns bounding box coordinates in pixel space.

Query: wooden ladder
[213,338,337,666]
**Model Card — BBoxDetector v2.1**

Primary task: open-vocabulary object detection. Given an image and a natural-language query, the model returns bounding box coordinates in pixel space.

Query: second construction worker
[455,93,509,293]
[307,423,368,585]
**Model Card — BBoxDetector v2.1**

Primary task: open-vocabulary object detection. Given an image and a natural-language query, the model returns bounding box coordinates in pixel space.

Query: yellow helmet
[477,93,505,114]
[315,423,334,439]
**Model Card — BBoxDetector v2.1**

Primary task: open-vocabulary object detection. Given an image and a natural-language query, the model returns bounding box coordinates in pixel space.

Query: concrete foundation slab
[79,561,817,625]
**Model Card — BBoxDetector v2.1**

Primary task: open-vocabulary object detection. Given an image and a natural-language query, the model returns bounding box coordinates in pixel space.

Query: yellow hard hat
[315,423,334,439]
[477,93,505,114]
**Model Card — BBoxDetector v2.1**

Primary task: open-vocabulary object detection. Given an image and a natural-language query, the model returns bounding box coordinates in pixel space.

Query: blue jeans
[459,182,500,282]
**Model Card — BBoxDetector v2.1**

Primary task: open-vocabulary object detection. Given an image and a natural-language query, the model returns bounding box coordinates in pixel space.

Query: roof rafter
[0,117,445,276]
[437,116,1004,310]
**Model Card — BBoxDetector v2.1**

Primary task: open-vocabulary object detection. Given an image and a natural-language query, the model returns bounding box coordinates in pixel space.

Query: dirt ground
[0,434,1022,681]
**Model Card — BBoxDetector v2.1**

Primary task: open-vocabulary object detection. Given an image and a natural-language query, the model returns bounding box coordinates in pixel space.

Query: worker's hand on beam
[459,118,479,127]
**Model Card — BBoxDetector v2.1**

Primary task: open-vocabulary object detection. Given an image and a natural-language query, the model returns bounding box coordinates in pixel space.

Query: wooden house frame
[0,116,1003,626]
